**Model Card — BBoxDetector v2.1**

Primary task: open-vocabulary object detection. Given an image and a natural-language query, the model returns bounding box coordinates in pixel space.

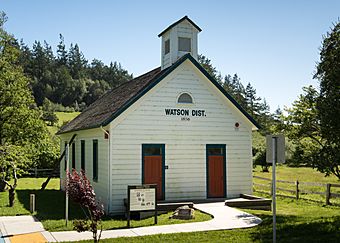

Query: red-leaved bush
[66,169,104,243]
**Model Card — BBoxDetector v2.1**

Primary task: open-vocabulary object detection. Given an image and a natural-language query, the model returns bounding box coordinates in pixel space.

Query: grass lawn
[1,167,340,242]
[47,111,80,135]
[0,178,211,232]
[76,195,340,243]
[253,165,340,204]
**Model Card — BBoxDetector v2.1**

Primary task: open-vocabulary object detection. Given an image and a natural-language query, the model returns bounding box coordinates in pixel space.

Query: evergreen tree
[314,21,340,178]
[198,54,223,84]
[57,34,68,66]
[68,43,87,79]
[245,82,261,116]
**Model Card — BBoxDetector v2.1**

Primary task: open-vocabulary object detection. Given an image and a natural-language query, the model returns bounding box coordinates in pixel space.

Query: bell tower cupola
[159,16,201,70]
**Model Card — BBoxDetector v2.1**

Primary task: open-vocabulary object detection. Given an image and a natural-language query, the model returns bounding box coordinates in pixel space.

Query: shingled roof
[57,67,165,134]
[57,54,260,135]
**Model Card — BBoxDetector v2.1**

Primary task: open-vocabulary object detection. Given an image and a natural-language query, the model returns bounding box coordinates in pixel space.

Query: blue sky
[2,0,340,111]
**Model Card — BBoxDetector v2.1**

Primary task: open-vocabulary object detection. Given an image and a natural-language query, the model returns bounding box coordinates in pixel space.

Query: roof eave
[158,16,202,37]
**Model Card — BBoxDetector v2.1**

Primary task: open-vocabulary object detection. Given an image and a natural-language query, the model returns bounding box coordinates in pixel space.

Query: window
[178,37,191,52]
[144,147,162,156]
[93,140,98,181]
[207,147,224,155]
[164,39,170,54]
[64,142,67,171]
[178,93,193,104]
[72,142,76,169]
[81,140,85,171]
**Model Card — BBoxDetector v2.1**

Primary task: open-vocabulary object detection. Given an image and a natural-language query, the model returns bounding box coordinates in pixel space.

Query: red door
[143,145,164,200]
[207,146,225,198]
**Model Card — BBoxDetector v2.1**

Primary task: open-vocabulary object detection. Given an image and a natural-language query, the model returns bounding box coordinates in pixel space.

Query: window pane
[72,142,75,169]
[93,140,98,181]
[178,93,193,103]
[81,140,85,171]
[208,148,223,155]
[64,142,67,170]
[165,39,170,54]
[178,37,191,52]
[144,147,162,156]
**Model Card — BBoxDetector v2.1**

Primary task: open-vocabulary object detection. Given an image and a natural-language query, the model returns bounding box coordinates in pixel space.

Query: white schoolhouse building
[57,16,260,215]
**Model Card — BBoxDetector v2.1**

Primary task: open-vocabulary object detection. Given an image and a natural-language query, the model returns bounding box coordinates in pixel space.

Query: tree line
[19,34,132,111]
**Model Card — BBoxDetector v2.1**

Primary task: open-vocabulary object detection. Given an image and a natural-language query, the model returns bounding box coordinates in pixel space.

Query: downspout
[100,126,111,213]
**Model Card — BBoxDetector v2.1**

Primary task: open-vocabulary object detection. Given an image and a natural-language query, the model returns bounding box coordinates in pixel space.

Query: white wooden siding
[109,60,253,214]
[59,127,110,212]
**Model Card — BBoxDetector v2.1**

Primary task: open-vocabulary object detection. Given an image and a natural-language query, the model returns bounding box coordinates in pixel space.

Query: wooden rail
[254,175,340,205]
[27,168,60,178]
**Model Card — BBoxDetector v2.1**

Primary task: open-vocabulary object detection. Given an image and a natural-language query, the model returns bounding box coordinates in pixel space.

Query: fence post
[34,168,38,177]
[295,180,299,200]
[326,183,331,205]
[30,194,35,213]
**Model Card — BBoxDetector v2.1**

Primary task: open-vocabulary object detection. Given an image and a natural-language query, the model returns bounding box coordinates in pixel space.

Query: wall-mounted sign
[165,108,206,117]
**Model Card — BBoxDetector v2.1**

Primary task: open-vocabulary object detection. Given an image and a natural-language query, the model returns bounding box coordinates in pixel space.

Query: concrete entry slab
[225,194,272,211]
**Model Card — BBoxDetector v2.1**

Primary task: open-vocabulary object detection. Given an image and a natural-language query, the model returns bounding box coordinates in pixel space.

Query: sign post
[266,134,285,243]
[127,184,157,228]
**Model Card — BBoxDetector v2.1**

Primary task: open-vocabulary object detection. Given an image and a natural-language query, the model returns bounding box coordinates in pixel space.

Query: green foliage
[198,54,222,84]
[280,22,340,179]
[42,98,59,126]
[19,34,132,109]
[314,21,340,179]
[282,84,340,178]
[0,12,59,178]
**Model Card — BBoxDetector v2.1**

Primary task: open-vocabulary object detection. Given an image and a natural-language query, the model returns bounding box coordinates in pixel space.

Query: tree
[313,21,340,179]
[42,98,59,126]
[198,54,222,84]
[283,86,340,179]
[57,34,68,66]
[0,12,59,204]
[245,82,261,117]
[0,145,30,205]
[68,43,87,80]
[66,170,104,243]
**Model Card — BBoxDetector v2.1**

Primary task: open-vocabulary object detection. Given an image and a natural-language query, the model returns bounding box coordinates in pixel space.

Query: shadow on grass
[250,214,340,243]
[16,189,84,220]
[16,189,149,229]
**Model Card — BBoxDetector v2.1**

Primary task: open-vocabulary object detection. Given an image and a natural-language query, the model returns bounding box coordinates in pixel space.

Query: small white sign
[266,134,285,164]
[129,188,156,211]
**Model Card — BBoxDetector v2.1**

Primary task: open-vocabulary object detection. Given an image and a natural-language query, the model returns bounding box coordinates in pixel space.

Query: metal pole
[272,137,277,243]
[65,144,69,226]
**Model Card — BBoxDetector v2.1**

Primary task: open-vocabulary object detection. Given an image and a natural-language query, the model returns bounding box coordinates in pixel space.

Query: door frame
[142,144,165,200]
[206,144,226,198]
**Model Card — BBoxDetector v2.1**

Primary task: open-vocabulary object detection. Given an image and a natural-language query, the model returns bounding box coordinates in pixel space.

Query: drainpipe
[100,126,111,213]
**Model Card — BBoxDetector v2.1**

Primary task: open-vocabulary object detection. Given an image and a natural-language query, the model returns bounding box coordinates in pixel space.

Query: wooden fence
[253,175,340,205]
[27,168,60,178]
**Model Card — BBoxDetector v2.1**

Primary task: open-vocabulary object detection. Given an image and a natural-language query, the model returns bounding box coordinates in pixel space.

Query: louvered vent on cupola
[158,16,202,70]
